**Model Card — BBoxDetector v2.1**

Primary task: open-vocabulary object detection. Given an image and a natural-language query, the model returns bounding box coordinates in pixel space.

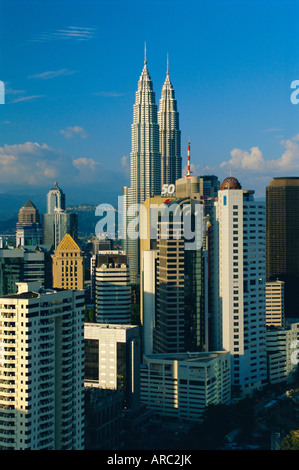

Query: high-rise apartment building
[84,323,140,410]
[94,251,131,324]
[266,177,299,317]
[158,55,181,187]
[0,282,85,450]
[214,176,267,397]
[52,233,84,290]
[122,46,162,284]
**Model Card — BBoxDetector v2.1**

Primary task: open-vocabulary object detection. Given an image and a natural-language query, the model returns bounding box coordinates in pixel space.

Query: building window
[84,339,99,381]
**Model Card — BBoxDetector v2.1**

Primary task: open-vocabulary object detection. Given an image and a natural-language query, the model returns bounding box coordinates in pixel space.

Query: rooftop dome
[220,176,242,190]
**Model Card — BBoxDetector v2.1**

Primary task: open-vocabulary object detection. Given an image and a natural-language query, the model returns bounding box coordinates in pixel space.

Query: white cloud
[28,69,76,80]
[9,95,45,104]
[261,128,284,133]
[120,155,130,177]
[221,146,264,171]
[5,87,26,96]
[94,91,128,98]
[60,126,87,139]
[73,157,100,171]
[0,141,127,201]
[0,141,101,188]
[0,142,62,186]
[121,155,129,167]
[220,134,299,174]
[4,83,44,104]
[28,26,96,43]
[182,162,201,177]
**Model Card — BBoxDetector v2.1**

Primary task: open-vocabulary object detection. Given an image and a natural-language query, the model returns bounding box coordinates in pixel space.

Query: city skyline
[1,0,299,208]
[1,1,299,450]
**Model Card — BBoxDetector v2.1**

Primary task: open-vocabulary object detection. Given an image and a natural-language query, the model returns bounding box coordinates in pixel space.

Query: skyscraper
[152,199,208,355]
[16,200,40,230]
[214,176,267,397]
[47,181,66,214]
[158,54,181,187]
[52,233,85,290]
[266,177,299,317]
[0,282,85,450]
[94,251,131,324]
[123,44,161,284]
[84,323,140,410]
[43,182,78,249]
[139,194,175,354]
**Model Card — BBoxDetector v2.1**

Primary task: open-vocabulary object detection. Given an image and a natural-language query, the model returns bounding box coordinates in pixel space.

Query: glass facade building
[266,177,299,317]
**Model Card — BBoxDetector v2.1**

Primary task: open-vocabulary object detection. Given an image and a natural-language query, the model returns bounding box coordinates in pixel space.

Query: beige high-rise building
[140,194,208,355]
[266,280,285,327]
[16,200,40,230]
[140,195,175,354]
[0,282,85,450]
[52,233,84,290]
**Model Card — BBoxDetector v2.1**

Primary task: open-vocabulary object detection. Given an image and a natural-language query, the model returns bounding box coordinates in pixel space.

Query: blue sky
[0,0,299,208]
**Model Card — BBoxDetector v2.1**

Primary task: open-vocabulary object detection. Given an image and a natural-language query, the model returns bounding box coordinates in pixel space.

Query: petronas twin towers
[123,45,182,284]
[158,53,182,188]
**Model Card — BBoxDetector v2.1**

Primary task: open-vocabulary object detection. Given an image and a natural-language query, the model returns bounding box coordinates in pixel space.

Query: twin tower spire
[122,45,182,284]
[144,42,169,75]
[131,43,182,203]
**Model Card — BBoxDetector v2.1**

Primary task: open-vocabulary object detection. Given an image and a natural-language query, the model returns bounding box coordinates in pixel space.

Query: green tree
[281,431,299,450]
[84,306,95,323]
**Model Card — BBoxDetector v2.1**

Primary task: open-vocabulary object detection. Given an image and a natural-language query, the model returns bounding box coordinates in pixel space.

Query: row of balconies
[39,407,54,417]
[0,314,15,320]
[38,377,54,387]
[0,397,14,406]
[0,420,15,429]
[38,420,54,431]
[0,378,15,385]
[39,374,54,382]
